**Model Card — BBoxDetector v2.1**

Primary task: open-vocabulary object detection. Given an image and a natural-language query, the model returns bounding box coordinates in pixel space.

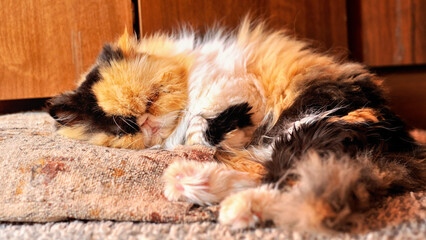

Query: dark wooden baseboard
[0,98,49,115]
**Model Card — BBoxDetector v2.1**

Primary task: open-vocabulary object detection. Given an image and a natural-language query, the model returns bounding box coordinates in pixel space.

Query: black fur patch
[75,66,102,101]
[97,44,124,64]
[205,103,253,146]
[259,76,389,145]
[263,118,421,188]
[290,76,386,116]
[47,66,140,136]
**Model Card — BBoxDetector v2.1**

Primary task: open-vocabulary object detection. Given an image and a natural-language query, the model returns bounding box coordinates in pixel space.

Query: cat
[47,19,426,233]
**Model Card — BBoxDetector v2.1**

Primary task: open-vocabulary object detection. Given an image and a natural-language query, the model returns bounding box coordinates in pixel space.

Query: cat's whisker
[112,115,129,135]
[261,135,274,140]
[124,136,143,149]
[119,116,139,132]
[54,114,76,121]
[274,171,291,190]
[148,102,172,112]
[55,115,78,127]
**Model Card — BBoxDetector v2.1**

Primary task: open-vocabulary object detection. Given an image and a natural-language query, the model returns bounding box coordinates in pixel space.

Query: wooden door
[0,0,133,100]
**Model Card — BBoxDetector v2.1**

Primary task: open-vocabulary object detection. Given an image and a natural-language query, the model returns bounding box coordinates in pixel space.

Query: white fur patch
[163,29,267,149]
[283,108,340,140]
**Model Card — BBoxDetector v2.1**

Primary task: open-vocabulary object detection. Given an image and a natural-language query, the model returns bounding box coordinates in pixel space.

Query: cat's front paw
[162,160,219,205]
[185,115,210,146]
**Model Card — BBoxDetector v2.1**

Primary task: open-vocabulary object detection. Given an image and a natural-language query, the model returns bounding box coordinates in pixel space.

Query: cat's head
[47,31,191,149]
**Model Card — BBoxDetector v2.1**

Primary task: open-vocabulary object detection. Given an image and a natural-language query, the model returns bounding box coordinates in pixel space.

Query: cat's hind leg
[163,159,260,205]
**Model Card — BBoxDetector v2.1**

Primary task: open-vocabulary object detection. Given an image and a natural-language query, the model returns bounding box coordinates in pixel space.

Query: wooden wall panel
[139,0,262,34]
[348,0,426,66]
[139,0,348,51]
[0,0,133,100]
[266,0,348,52]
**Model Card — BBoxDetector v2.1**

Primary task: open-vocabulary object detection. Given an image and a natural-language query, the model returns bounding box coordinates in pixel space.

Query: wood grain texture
[266,0,348,53]
[139,0,348,51]
[139,0,263,33]
[348,0,426,66]
[0,0,133,100]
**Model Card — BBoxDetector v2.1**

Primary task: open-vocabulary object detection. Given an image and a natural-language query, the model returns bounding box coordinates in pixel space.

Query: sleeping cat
[47,19,426,232]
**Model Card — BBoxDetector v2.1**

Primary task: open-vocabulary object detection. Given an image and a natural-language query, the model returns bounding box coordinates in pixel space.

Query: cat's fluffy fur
[47,19,426,233]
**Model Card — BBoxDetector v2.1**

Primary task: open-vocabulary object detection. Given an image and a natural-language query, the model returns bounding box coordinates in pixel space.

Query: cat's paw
[162,160,219,205]
[185,115,210,146]
[219,186,280,229]
[219,190,261,229]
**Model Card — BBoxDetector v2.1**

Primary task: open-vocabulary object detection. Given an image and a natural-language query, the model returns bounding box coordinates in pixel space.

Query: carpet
[0,112,425,239]
[1,220,425,240]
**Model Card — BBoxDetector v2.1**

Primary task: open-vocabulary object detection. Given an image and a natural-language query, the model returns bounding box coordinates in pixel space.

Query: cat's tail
[219,149,426,232]
[263,129,426,232]
[270,150,425,232]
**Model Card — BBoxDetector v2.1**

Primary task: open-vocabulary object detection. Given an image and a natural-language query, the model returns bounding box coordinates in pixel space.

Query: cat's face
[47,32,190,149]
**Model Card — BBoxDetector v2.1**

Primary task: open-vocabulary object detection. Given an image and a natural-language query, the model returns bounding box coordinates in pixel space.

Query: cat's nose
[137,114,149,126]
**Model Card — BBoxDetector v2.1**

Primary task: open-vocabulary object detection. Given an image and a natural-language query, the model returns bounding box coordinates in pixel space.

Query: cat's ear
[117,28,137,57]
[97,29,137,64]
[46,92,82,126]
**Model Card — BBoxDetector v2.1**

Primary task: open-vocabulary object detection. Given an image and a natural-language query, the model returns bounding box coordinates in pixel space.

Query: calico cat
[47,20,426,232]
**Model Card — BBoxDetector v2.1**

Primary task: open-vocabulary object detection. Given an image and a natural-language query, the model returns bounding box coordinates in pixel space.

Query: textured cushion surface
[0,112,217,223]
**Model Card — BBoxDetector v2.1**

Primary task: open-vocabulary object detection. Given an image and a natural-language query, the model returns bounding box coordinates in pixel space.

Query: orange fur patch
[93,55,189,117]
[236,19,370,124]
[410,129,426,145]
[328,108,381,123]
[215,151,266,181]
